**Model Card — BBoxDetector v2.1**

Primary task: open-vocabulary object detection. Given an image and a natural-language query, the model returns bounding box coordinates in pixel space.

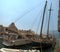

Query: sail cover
[58,0,60,32]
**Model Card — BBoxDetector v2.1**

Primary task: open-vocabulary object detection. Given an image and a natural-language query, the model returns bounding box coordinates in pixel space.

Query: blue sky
[0,0,59,34]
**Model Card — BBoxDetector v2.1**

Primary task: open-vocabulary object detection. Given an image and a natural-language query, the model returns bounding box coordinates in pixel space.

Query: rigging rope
[36,9,43,34]
[30,8,43,31]
[14,3,42,23]
[50,10,54,36]
[30,1,48,34]
[30,14,38,30]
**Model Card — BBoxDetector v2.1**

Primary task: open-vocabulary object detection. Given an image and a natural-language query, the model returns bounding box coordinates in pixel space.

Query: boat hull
[3,40,56,49]
[3,39,32,47]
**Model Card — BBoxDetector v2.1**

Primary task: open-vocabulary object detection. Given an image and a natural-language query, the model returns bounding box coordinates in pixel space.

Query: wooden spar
[47,3,52,35]
[40,1,47,37]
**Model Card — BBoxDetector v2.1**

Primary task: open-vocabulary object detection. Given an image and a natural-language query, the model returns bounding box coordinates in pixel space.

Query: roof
[8,22,18,33]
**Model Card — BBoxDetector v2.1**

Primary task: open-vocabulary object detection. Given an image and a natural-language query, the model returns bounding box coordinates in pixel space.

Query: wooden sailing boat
[1,1,56,49]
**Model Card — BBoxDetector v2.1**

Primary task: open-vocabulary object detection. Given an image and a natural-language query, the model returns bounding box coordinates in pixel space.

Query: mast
[40,1,47,37]
[47,3,52,35]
